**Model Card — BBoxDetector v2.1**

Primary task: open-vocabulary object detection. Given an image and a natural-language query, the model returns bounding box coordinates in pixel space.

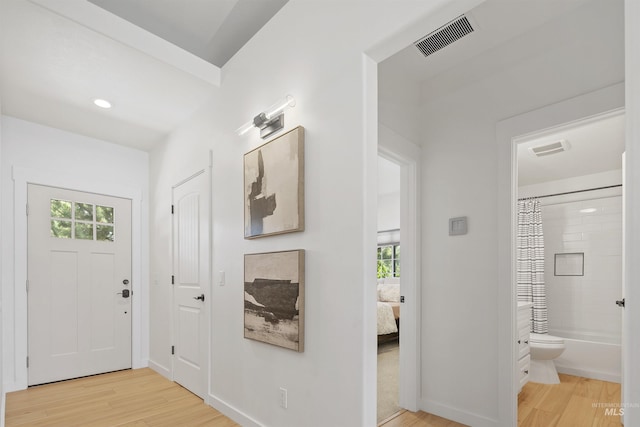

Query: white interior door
[28,184,132,385]
[172,171,209,398]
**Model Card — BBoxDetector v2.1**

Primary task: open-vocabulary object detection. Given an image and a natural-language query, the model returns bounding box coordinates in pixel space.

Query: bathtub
[553,334,621,383]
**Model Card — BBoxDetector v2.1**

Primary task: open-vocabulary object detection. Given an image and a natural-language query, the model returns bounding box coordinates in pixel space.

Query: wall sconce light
[237,95,296,139]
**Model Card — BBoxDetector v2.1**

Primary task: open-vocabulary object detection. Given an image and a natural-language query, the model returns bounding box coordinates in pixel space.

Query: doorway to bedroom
[377,155,402,422]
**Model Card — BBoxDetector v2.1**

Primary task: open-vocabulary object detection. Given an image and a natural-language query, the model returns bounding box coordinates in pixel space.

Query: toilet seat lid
[530,333,564,344]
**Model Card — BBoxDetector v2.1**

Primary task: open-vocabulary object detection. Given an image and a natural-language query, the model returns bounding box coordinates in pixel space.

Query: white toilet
[529,333,565,384]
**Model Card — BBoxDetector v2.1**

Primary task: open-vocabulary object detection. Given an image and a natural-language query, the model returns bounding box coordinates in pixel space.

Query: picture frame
[244,250,305,352]
[244,126,304,239]
[554,252,584,276]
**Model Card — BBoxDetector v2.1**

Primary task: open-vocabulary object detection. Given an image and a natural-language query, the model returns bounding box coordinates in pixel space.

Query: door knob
[616,298,625,308]
[194,294,205,302]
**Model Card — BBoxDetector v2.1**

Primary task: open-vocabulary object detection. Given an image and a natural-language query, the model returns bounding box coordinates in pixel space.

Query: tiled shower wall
[542,195,622,344]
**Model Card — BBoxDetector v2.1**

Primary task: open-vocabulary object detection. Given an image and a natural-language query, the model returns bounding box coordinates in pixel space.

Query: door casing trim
[8,165,146,392]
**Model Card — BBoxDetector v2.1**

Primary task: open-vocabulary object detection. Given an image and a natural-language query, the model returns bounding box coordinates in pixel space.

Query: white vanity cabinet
[517,302,532,392]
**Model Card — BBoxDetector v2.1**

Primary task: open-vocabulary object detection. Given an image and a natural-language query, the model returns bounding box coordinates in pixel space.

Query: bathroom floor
[519,374,622,426]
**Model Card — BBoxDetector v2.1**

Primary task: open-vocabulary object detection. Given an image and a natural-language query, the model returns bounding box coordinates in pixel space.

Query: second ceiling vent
[414,15,474,58]
[529,140,571,157]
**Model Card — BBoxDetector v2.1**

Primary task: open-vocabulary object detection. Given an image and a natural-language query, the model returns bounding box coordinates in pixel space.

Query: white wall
[147,1,482,426]
[543,190,622,343]
[0,88,4,426]
[0,116,149,391]
[418,1,624,425]
[520,172,623,344]
[377,154,401,232]
[377,192,400,232]
[520,171,623,344]
[519,170,623,200]
[625,0,640,420]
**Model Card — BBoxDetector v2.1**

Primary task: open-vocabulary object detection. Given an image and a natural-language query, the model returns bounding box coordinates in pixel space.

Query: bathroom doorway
[514,109,625,422]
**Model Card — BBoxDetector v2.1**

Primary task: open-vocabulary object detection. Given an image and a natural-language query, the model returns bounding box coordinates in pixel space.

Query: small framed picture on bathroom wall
[554,252,584,276]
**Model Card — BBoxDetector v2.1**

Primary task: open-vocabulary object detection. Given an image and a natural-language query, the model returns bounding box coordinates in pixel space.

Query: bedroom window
[377,244,400,278]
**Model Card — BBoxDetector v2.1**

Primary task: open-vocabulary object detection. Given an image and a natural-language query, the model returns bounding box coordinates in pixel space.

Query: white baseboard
[132,358,149,370]
[147,360,260,426]
[2,382,20,394]
[208,393,263,427]
[556,365,621,383]
[147,359,171,380]
[420,398,500,427]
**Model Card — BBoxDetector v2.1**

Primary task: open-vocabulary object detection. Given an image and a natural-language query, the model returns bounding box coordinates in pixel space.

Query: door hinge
[171,205,174,214]
[171,275,175,285]
[26,203,29,216]
[26,356,29,368]
[26,280,29,293]
[171,345,175,355]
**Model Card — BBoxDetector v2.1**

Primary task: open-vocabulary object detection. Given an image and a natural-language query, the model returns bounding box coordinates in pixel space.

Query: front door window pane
[97,224,114,242]
[50,199,72,219]
[49,200,114,242]
[75,203,94,221]
[51,220,72,238]
[75,223,93,240]
[96,205,114,223]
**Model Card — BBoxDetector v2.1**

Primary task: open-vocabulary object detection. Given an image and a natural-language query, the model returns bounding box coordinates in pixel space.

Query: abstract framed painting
[244,126,304,239]
[244,250,305,352]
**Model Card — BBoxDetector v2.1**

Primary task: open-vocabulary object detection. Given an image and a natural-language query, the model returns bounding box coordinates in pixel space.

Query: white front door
[172,171,209,398]
[27,184,132,386]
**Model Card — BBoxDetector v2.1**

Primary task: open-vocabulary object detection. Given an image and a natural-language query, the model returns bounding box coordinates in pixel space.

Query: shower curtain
[517,198,548,334]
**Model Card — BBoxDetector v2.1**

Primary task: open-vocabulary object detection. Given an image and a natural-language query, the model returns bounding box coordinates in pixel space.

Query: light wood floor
[5,369,622,427]
[5,368,239,426]
[519,374,622,427]
[383,374,622,427]
[380,410,465,426]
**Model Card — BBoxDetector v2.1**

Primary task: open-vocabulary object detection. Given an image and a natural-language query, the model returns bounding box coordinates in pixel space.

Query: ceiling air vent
[529,140,570,157]
[414,15,474,58]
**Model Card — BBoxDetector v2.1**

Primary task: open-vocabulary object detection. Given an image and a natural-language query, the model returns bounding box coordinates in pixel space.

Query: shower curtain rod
[518,184,622,201]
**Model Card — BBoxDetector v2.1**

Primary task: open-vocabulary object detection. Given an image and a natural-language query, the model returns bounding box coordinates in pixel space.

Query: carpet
[377,340,400,423]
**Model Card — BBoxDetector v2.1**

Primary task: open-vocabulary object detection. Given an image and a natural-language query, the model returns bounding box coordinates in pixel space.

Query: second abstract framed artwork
[244,250,305,352]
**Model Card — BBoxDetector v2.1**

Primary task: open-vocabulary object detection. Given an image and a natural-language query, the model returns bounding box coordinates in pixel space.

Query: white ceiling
[0,0,623,160]
[517,113,624,186]
[379,0,593,102]
[0,0,286,151]
[379,0,624,186]
[87,0,288,67]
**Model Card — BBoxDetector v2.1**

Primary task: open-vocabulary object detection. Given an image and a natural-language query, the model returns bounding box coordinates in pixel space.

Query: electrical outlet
[279,387,287,409]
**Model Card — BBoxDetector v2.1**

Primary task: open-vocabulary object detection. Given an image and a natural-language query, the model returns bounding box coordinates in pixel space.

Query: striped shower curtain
[517,198,548,334]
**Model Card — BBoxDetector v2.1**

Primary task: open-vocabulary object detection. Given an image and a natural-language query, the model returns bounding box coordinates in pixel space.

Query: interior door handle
[194,294,205,302]
[616,298,625,308]
[117,289,130,298]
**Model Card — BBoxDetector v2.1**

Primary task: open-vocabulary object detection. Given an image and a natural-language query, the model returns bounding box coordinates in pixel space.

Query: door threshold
[378,409,406,426]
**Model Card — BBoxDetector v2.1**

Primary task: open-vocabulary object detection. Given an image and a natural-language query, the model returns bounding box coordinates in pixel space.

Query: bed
[377,280,400,343]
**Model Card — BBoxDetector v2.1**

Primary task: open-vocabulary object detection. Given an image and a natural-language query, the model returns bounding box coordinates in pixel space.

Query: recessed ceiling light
[93,98,112,109]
